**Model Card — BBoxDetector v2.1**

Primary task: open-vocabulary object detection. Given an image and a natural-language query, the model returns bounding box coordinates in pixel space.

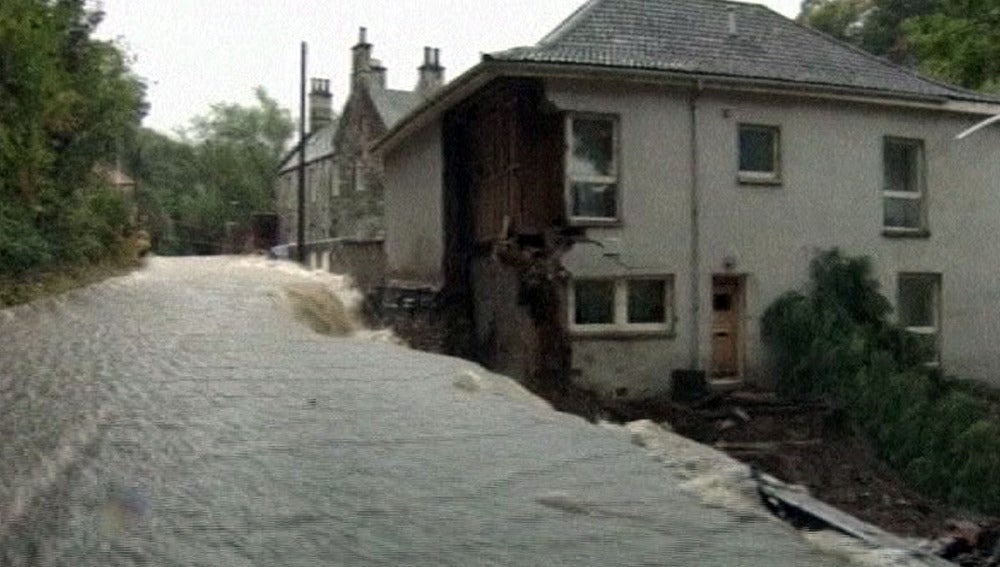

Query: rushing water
[0,256,860,566]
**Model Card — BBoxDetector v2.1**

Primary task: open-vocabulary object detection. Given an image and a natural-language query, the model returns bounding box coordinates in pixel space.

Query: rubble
[598,387,1000,567]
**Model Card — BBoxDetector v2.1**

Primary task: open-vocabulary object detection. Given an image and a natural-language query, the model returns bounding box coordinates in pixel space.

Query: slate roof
[278,119,338,173]
[370,88,425,129]
[487,0,999,103]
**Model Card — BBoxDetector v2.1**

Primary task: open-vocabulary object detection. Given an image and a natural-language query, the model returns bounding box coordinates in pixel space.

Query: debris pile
[600,388,999,566]
[933,521,1000,567]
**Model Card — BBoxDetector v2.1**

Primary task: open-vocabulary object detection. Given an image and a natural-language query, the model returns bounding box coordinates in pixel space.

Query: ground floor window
[898,273,941,365]
[569,276,674,333]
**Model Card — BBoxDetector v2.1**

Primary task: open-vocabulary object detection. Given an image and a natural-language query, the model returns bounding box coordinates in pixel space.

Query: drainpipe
[688,80,704,370]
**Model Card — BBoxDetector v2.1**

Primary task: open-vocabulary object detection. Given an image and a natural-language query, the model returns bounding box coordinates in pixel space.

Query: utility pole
[296,41,307,264]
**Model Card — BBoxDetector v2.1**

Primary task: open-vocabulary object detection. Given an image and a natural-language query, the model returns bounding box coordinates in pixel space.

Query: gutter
[688,80,703,370]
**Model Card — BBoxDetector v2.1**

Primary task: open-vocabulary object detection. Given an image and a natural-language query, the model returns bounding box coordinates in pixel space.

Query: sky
[93,0,802,135]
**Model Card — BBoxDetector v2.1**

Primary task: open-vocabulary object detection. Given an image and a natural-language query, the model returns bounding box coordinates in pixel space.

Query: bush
[0,209,53,275]
[761,248,1000,514]
[57,186,131,263]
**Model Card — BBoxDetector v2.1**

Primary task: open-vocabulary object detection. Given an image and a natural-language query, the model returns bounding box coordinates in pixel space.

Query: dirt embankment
[0,232,149,308]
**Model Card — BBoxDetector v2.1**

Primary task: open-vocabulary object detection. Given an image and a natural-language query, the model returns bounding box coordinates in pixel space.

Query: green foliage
[60,185,131,262]
[799,0,871,42]
[0,207,54,273]
[124,89,293,255]
[762,248,1000,514]
[904,5,1000,91]
[0,0,145,276]
[799,0,1000,90]
[799,0,936,63]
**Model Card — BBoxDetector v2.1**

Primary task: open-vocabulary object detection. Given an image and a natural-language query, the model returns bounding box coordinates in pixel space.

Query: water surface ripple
[0,257,849,566]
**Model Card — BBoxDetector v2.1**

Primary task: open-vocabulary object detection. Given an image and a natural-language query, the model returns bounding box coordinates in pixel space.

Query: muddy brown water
[0,256,851,566]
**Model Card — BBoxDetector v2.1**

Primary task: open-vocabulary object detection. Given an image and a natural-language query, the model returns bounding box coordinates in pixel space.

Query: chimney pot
[416,47,444,94]
[359,26,368,44]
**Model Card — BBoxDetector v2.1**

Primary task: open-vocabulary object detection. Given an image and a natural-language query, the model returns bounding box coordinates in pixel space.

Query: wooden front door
[711,275,743,379]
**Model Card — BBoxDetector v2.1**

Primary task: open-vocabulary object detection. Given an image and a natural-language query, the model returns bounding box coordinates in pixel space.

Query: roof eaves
[483,57,951,103]
[277,132,314,171]
[374,56,1000,156]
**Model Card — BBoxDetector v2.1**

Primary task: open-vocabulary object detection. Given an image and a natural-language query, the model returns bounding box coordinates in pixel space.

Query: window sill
[568,218,622,228]
[882,228,931,239]
[737,173,782,186]
[570,327,676,340]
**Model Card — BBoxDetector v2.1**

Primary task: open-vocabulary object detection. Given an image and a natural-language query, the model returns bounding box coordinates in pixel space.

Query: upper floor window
[570,276,674,334]
[898,273,941,366]
[308,166,317,203]
[354,162,367,193]
[566,115,619,223]
[738,124,781,184]
[883,137,926,232]
[330,163,340,198]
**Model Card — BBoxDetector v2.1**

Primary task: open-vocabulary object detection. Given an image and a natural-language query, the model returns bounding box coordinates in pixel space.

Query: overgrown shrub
[0,208,53,275]
[761,248,1000,514]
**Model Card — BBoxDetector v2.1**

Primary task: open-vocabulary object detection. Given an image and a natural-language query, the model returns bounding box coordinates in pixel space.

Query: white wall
[547,77,1000,394]
[380,74,1000,395]
[546,79,696,398]
[383,119,445,286]
[696,92,1000,384]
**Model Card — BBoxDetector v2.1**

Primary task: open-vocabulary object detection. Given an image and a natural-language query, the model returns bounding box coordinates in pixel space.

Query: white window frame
[565,113,620,225]
[737,123,781,184]
[568,276,674,335]
[882,137,927,233]
[897,272,941,367]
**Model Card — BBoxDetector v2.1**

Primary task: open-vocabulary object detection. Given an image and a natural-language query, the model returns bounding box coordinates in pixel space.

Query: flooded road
[0,257,855,566]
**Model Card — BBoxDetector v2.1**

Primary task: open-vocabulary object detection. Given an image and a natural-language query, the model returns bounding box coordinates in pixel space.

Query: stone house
[275,78,338,245]
[375,0,1000,399]
[275,29,444,250]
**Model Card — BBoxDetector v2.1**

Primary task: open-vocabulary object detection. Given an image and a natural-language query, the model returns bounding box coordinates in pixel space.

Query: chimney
[416,47,445,94]
[352,26,373,91]
[369,59,387,91]
[309,78,333,132]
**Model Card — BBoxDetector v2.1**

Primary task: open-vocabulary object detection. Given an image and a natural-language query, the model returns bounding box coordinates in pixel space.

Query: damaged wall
[546,78,695,399]
[441,78,572,384]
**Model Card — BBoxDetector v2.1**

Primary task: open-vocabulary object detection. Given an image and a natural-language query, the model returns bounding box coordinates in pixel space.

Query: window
[883,137,926,232]
[738,124,781,183]
[354,163,367,193]
[308,166,317,203]
[566,115,619,223]
[570,276,673,333]
[898,273,941,365]
[330,163,340,198]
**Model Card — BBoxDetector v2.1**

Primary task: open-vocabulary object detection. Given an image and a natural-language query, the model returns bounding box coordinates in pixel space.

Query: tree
[798,0,937,63]
[188,87,294,229]
[798,0,871,42]
[125,89,293,255]
[0,0,146,274]
[904,2,1000,91]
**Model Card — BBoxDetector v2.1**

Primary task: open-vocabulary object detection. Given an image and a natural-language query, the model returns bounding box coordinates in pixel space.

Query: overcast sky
[93,0,802,135]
